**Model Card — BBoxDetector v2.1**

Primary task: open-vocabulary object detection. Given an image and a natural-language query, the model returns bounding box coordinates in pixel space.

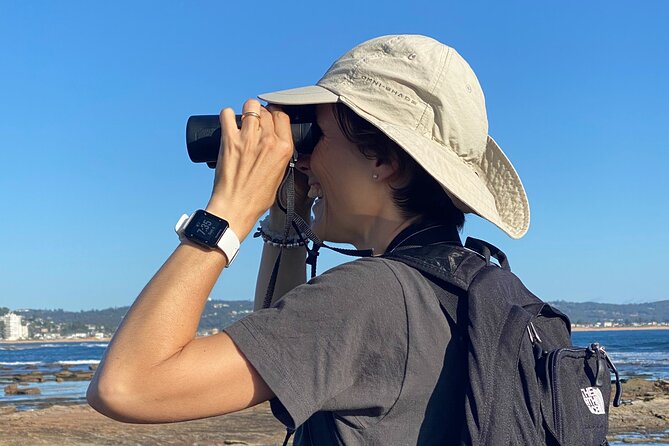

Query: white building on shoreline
[1,312,29,340]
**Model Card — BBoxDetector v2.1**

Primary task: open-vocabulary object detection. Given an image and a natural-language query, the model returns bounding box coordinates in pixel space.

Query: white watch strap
[175,214,191,241]
[216,226,240,267]
[175,213,240,267]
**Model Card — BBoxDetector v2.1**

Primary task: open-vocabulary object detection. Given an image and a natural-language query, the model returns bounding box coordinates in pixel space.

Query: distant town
[2,299,669,341]
[0,300,254,341]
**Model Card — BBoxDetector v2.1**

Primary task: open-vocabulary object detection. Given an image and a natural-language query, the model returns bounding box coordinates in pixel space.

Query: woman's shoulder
[313,256,417,285]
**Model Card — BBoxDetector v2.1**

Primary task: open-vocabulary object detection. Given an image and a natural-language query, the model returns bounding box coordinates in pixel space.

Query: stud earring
[372,173,379,180]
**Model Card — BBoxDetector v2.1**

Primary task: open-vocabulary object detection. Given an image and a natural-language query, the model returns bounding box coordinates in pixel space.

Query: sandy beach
[0,338,111,345]
[572,326,669,332]
[1,378,668,445]
[0,402,289,446]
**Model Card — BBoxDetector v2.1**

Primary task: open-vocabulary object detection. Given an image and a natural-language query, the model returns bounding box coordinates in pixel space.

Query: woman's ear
[373,156,405,184]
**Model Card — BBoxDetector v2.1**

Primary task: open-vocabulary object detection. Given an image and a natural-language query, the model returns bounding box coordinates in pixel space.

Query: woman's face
[296,104,382,245]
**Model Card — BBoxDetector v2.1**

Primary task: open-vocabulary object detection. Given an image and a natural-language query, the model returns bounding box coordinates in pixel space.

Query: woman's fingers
[269,107,292,146]
[208,100,295,240]
[218,107,239,164]
[239,99,262,137]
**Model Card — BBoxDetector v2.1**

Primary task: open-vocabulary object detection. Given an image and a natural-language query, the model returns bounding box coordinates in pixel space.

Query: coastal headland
[1,378,668,445]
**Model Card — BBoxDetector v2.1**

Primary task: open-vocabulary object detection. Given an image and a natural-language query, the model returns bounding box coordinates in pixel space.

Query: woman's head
[261,35,530,239]
[296,103,464,247]
[296,104,402,246]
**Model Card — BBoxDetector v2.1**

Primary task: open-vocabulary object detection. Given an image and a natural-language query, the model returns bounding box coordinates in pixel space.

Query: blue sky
[1,1,667,310]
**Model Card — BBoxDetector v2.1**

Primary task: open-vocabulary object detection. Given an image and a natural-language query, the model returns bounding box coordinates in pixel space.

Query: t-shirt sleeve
[224,257,408,429]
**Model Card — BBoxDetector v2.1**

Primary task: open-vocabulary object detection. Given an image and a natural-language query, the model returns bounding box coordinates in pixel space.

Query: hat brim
[258,86,530,239]
[259,85,339,105]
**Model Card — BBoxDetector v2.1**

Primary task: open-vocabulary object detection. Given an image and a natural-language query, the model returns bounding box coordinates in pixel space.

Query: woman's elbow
[86,374,145,423]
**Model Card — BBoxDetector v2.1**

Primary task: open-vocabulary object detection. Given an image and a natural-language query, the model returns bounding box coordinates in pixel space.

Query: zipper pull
[527,322,546,360]
[591,343,606,387]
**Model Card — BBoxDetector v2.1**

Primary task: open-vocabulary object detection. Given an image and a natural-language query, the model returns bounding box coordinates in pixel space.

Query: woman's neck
[353,213,422,256]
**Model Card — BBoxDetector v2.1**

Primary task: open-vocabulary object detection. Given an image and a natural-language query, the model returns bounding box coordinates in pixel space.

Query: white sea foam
[55,360,100,365]
[0,346,39,351]
[0,361,43,366]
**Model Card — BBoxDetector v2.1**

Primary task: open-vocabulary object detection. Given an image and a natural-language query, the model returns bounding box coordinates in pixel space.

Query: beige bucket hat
[259,34,530,239]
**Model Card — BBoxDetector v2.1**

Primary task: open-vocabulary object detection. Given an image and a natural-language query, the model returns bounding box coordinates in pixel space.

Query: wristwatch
[175,209,240,267]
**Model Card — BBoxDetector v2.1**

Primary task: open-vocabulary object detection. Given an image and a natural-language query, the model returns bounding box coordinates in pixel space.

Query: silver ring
[241,111,261,121]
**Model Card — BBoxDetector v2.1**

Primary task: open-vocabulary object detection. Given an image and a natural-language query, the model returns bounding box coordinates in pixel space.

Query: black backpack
[385,237,623,446]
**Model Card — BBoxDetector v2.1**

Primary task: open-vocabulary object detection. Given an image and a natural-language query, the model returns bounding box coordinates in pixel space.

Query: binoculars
[186,106,320,168]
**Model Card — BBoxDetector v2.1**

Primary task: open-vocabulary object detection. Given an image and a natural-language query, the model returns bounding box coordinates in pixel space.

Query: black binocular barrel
[186,115,319,168]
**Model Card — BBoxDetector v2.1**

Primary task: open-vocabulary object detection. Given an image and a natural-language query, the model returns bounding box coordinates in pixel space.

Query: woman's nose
[295,153,311,174]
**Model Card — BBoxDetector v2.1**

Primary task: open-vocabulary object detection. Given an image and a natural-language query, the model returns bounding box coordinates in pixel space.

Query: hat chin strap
[261,155,374,309]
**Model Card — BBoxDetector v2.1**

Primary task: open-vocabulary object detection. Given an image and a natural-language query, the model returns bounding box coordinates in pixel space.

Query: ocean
[0,341,105,410]
[2,330,668,410]
[572,329,669,380]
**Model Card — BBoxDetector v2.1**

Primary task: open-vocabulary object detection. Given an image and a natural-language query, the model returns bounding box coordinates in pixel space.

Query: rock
[621,378,657,400]
[20,387,41,395]
[655,379,669,394]
[88,363,98,371]
[14,371,44,383]
[4,384,40,395]
[0,405,16,415]
[55,370,94,381]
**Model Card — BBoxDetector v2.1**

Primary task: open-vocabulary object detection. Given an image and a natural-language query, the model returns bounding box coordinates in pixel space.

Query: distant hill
[13,299,669,333]
[549,300,669,325]
[17,300,255,334]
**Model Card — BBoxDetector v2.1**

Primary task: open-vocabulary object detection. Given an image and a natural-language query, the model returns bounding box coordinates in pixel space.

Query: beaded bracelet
[253,216,308,249]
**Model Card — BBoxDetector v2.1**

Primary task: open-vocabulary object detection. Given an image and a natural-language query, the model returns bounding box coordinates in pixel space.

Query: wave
[55,360,101,365]
[0,346,41,351]
[0,342,108,353]
[611,351,668,363]
[0,361,43,366]
[0,344,67,351]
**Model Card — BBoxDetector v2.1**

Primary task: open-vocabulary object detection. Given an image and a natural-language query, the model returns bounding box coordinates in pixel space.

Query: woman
[87,35,529,445]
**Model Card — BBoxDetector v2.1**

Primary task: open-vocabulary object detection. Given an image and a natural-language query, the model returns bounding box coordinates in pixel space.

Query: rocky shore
[608,378,669,444]
[1,364,96,401]
[1,378,668,445]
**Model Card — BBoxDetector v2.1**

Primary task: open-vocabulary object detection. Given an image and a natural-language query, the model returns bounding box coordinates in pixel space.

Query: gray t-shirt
[225,257,464,445]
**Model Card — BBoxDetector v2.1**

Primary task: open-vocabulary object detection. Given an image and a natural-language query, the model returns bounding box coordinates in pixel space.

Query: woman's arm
[87,101,294,423]
[87,242,274,423]
[254,203,312,309]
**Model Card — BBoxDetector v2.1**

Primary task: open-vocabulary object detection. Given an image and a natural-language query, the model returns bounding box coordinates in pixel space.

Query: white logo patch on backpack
[580,387,606,415]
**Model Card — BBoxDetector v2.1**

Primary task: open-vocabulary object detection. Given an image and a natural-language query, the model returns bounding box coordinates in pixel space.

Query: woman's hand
[206,99,294,241]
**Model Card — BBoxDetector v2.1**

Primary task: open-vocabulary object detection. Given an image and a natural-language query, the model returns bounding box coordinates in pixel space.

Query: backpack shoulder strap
[464,237,510,271]
[385,240,490,288]
[384,241,487,326]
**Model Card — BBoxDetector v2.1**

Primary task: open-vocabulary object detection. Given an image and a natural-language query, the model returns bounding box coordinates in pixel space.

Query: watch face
[184,210,229,248]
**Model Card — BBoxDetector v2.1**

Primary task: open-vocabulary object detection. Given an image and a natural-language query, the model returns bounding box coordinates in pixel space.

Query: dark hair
[333,103,465,230]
